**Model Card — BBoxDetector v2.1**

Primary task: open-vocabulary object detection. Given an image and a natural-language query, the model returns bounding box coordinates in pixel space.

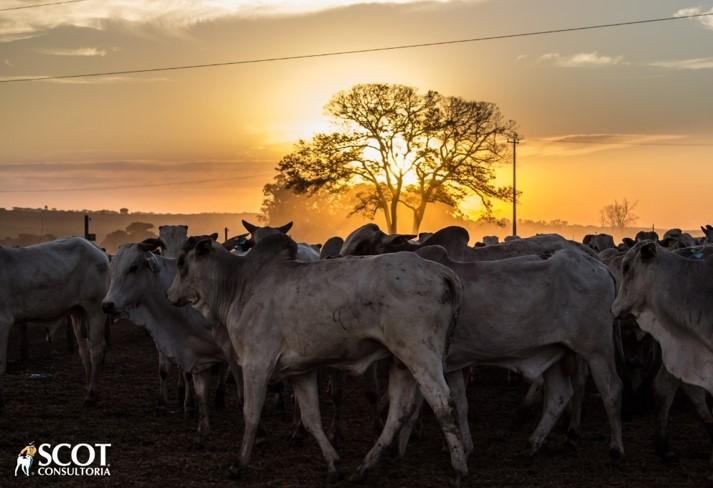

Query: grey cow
[412,245,624,460]
[0,237,109,409]
[166,234,468,483]
[102,240,242,442]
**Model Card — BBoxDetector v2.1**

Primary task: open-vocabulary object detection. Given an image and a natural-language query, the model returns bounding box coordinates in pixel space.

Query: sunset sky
[1,0,712,230]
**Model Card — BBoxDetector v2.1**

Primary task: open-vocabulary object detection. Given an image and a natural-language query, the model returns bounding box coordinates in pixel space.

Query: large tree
[268,83,518,234]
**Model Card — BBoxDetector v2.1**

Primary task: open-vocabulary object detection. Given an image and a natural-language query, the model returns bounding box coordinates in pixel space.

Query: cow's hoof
[348,468,367,484]
[449,475,463,488]
[326,468,344,484]
[226,462,242,480]
[609,448,625,464]
[657,449,678,464]
[214,393,226,410]
[190,436,205,451]
[83,395,98,408]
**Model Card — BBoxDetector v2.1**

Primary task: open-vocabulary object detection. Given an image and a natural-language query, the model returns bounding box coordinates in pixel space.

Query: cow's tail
[440,269,463,356]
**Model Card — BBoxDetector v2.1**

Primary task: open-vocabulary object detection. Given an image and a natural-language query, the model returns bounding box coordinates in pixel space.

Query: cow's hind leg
[586,354,625,460]
[448,370,474,456]
[681,383,713,443]
[85,308,108,406]
[353,359,419,481]
[402,359,468,483]
[327,370,345,445]
[566,358,589,444]
[69,309,93,404]
[653,365,679,462]
[290,371,341,480]
[527,360,573,455]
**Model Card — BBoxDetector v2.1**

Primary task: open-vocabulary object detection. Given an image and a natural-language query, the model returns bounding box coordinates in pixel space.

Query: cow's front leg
[290,371,340,480]
[157,349,171,414]
[228,363,271,478]
[653,364,679,462]
[183,372,196,417]
[192,368,213,446]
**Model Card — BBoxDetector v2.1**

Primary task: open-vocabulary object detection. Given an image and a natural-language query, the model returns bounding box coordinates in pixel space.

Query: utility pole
[84,214,96,241]
[508,135,520,237]
[224,227,229,242]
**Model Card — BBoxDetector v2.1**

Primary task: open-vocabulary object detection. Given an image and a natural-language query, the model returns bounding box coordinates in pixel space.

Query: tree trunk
[411,203,427,235]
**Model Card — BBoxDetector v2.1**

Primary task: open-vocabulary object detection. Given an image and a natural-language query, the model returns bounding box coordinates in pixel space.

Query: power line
[0,0,86,12]
[0,174,269,193]
[1,11,711,84]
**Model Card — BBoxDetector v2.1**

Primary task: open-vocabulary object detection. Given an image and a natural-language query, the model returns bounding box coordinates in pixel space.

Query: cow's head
[102,239,164,316]
[158,225,188,259]
[611,240,658,319]
[701,225,713,244]
[166,236,221,310]
[340,223,416,256]
[242,220,293,244]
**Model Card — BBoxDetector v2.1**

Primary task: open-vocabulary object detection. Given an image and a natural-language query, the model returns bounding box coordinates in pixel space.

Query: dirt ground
[1,322,711,487]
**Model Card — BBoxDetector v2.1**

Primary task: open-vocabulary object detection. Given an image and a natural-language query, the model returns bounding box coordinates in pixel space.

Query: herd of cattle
[1,220,713,484]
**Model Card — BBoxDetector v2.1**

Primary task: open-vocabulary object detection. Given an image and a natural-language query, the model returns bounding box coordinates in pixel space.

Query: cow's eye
[127,264,139,273]
[622,263,630,275]
[177,256,185,267]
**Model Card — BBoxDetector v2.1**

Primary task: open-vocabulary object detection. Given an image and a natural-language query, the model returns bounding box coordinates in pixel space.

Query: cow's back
[0,237,109,322]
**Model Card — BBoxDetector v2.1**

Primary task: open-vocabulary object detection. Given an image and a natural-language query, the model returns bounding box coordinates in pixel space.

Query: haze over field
[1,0,712,231]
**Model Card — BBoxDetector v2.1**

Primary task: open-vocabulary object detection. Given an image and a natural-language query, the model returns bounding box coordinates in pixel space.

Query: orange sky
[1,0,712,230]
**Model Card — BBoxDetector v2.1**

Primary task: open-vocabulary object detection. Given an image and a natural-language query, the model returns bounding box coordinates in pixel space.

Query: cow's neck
[206,251,245,327]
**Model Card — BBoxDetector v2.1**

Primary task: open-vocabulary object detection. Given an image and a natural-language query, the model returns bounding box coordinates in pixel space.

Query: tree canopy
[266,83,518,233]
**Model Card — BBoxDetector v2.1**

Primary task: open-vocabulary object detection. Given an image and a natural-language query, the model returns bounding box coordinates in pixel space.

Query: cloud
[539,52,625,68]
[674,6,713,30]
[650,57,713,70]
[515,54,527,61]
[522,133,690,158]
[36,47,107,57]
[0,0,469,42]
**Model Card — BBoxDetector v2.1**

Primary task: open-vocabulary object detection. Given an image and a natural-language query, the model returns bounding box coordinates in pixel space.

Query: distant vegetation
[0,208,259,253]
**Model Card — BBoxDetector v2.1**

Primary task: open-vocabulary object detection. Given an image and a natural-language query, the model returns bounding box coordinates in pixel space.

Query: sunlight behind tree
[266,83,518,233]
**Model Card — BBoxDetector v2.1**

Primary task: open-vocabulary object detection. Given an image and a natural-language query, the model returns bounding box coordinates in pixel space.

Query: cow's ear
[277,221,293,234]
[181,225,188,231]
[583,235,592,245]
[209,233,219,241]
[640,242,657,261]
[195,238,214,256]
[242,220,258,234]
[138,238,166,253]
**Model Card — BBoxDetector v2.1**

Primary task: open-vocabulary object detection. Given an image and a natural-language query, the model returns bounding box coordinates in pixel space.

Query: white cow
[411,245,624,460]
[0,237,109,409]
[103,240,242,441]
[167,234,467,483]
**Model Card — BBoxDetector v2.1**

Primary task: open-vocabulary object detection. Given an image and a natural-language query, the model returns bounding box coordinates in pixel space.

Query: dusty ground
[1,323,711,487]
